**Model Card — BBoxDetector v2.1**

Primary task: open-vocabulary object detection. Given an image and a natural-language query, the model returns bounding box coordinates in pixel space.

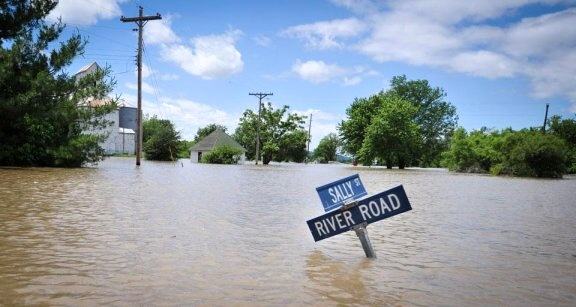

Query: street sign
[316,174,367,212]
[307,185,411,242]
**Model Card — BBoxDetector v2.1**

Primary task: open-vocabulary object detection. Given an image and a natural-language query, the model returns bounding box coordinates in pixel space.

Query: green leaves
[0,1,117,167]
[441,128,570,178]
[201,145,244,164]
[234,103,307,164]
[143,116,181,161]
[339,75,458,168]
[314,133,340,163]
[357,95,420,168]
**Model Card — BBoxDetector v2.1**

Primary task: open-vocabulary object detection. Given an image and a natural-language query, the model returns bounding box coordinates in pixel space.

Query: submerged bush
[442,128,569,178]
[201,145,244,164]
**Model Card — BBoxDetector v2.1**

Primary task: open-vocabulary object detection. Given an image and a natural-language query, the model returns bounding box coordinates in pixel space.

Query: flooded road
[1,157,575,306]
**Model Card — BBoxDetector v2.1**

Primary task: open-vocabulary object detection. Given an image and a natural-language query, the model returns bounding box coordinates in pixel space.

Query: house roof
[190,129,246,152]
[75,62,100,77]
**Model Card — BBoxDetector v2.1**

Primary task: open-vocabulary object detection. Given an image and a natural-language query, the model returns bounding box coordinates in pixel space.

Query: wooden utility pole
[307,113,312,163]
[249,92,273,165]
[542,103,550,133]
[121,7,161,166]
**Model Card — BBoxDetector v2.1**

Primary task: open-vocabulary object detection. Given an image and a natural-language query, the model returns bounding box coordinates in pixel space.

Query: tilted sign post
[308,175,412,258]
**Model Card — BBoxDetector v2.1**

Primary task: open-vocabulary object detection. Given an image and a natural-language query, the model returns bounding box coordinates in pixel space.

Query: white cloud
[292,60,377,85]
[121,93,237,140]
[253,35,272,47]
[292,60,346,83]
[450,51,516,78]
[293,109,344,149]
[162,29,244,79]
[126,82,154,94]
[343,76,362,86]
[281,18,367,49]
[140,63,152,78]
[48,0,124,26]
[285,1,576,102]
[159,73,180,81]
[144,17,180,45]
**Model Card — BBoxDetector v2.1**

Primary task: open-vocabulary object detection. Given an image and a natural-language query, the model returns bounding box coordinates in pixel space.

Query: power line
[142,40,166,119]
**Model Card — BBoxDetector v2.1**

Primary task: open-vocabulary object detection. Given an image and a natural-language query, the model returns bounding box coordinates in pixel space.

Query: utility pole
[249,92,273,165]
[542,103,550,133]
[307,113,312,163]
[121,7,161,166]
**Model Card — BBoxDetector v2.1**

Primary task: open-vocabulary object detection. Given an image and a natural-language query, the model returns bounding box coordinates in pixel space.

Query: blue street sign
[307,185,411,242]
[316,174,367,212]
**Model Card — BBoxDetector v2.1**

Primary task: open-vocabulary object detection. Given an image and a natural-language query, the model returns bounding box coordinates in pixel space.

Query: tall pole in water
[542,103,550,133]
[121,7,162,166]
[249,92,273,164]
[307,113,312,162]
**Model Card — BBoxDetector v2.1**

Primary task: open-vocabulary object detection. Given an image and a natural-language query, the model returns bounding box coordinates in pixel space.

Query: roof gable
[190,129,246,152]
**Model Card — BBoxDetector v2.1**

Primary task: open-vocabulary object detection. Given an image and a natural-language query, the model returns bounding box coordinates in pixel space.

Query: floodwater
[1,158,575,306]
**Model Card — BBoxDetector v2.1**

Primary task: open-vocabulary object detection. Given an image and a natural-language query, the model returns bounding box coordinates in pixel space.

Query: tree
[338,95,382,160]
[234,103,306,164]
[177,139,194,158]
[339,75,457,167]
[0,0,117,167]
[357,96,421,169]
[143,116,180,161]
[314,133,340,163]
[388,75,458,166]
[277,129,308,162]
[549,115,576,173]
[194,124,227,142]
[441,127,569,178]
[201,145,244,164]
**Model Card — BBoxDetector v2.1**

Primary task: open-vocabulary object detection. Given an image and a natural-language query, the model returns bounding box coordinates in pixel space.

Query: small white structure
[190,129,246,163]
[76,62,137,155]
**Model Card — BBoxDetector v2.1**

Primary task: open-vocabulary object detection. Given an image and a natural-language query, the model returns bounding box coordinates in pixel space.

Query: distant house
[190,129,246,163]
[75,62,137,155]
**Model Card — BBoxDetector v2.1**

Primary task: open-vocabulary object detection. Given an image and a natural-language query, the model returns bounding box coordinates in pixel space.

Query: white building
[76,62,137,155]
[190,129,246,163]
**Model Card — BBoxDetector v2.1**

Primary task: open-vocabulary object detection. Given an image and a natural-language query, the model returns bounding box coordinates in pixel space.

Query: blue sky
[50,0,576,148]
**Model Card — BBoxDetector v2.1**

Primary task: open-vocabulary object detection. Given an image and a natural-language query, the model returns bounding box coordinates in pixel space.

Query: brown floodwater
[1,157,575,306]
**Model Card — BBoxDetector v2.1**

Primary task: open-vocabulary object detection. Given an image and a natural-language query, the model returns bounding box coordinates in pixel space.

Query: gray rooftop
[190,129,246,152]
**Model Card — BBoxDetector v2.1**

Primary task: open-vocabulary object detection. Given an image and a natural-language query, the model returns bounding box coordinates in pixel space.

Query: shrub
[442,128,569,178]
[201,145,244,164]
[498,131,568,178]
[143,117,180,161]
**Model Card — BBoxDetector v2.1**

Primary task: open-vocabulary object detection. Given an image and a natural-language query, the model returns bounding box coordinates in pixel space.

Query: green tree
[388,75,458,166]
[0,0,117,167]
[200,145,244,164]
[549,115,576,173]
[339,75,457,167]
[338,95,382,160]
[143,116,180,161]
[234,103,306,164]
[314,133,340,163]
[194,124,227,142]
[277,129,308,162]
[177,139,194,158]
[357,96,421,169]
[442,127,569,178]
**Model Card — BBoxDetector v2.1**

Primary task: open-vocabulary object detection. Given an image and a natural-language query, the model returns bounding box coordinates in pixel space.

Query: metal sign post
[342,200,376,258]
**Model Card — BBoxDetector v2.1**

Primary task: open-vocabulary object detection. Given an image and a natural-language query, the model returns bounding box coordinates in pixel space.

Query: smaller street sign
[316,174,367,212]
[307,185,411,242]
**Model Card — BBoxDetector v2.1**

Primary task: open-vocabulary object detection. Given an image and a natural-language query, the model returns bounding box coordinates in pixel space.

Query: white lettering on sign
[328,181,355,204]
[358,193,401,222]
[314,211,357,237]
